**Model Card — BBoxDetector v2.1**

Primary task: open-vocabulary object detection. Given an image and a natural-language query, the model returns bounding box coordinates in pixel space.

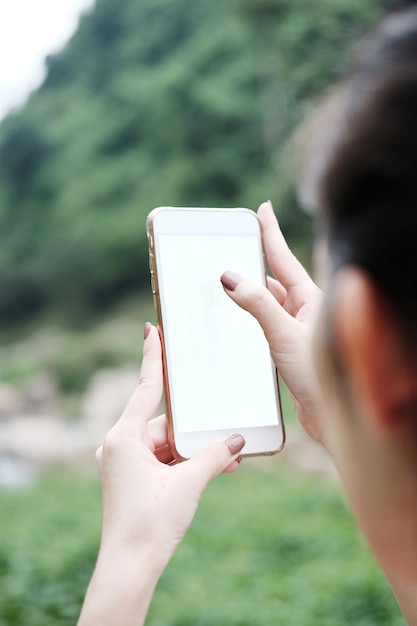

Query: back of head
[317,2,417,343]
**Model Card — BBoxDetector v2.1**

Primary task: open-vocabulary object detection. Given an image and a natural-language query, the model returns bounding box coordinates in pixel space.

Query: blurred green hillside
[0,0,385,325]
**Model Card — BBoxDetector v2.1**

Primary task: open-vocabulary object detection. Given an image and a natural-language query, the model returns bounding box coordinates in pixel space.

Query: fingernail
[225,434,245,455]
[267,199,274,211]
[220,271,243,292]
[144,322,152,339]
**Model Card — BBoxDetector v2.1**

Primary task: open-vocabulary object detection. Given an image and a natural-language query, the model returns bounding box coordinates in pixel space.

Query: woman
[78,3,417,624]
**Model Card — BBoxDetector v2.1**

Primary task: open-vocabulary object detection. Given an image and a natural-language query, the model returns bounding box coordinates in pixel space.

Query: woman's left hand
[78,323,245,626]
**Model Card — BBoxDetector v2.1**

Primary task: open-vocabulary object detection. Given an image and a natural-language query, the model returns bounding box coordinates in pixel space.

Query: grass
[0,472,101,626]
[0,466,405,626]
[149,465,403,626]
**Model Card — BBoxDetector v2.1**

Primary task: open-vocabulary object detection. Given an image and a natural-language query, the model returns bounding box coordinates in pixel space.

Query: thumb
[184,434,245,489]
[119,323,163,427]
[220,271,300,353]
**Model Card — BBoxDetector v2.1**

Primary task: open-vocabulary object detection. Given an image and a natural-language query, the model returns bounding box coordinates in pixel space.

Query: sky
[0,0,95,121]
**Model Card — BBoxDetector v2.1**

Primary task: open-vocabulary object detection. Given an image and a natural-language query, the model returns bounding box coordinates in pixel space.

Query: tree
[0,0,386,323]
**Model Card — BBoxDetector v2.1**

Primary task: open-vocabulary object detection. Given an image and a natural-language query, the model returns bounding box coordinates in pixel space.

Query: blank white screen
[158,234,279,433]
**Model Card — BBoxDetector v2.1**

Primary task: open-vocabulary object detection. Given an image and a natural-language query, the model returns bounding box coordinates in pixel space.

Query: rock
[81,365,141,446]
[0,383,24,418]
[0,365,153,477]
[2,415,91,466]
[245,425,337,479]
[0,454,39,488]
[22,371,62,418]
[280,430,337,478]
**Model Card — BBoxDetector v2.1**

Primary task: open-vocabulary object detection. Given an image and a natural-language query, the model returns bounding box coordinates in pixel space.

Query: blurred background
[0,0,406,624]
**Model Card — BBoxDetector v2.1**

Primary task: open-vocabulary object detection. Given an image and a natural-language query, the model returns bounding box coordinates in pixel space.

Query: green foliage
[0,472,100,626]
[0,468,403,625]
[0,0,387,323]
[149,467,403,626]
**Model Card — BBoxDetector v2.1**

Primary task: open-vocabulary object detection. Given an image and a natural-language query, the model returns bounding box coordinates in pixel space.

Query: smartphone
[146,206,285,460]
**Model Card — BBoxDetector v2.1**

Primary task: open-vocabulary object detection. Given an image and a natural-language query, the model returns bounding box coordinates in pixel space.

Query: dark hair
[320,6,417,337]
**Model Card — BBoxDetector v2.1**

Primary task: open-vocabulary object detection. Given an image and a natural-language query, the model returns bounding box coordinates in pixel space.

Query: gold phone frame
[146,206,285,461]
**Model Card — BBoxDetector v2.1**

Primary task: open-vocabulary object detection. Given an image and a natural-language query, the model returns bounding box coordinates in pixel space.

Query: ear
[331,267,417,431]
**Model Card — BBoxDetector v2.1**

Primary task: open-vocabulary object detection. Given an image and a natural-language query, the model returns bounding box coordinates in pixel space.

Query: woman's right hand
[221,201,324,442]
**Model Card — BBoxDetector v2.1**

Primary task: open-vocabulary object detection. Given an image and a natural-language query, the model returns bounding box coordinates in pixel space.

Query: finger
[148,414,168,449]
[120,324,163,425]
[222,459,241,473]
[258,201,316,294]
[148,415,175,463]
[181,434,245,489]
[221,272,300,351]
[266,276,287,306]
